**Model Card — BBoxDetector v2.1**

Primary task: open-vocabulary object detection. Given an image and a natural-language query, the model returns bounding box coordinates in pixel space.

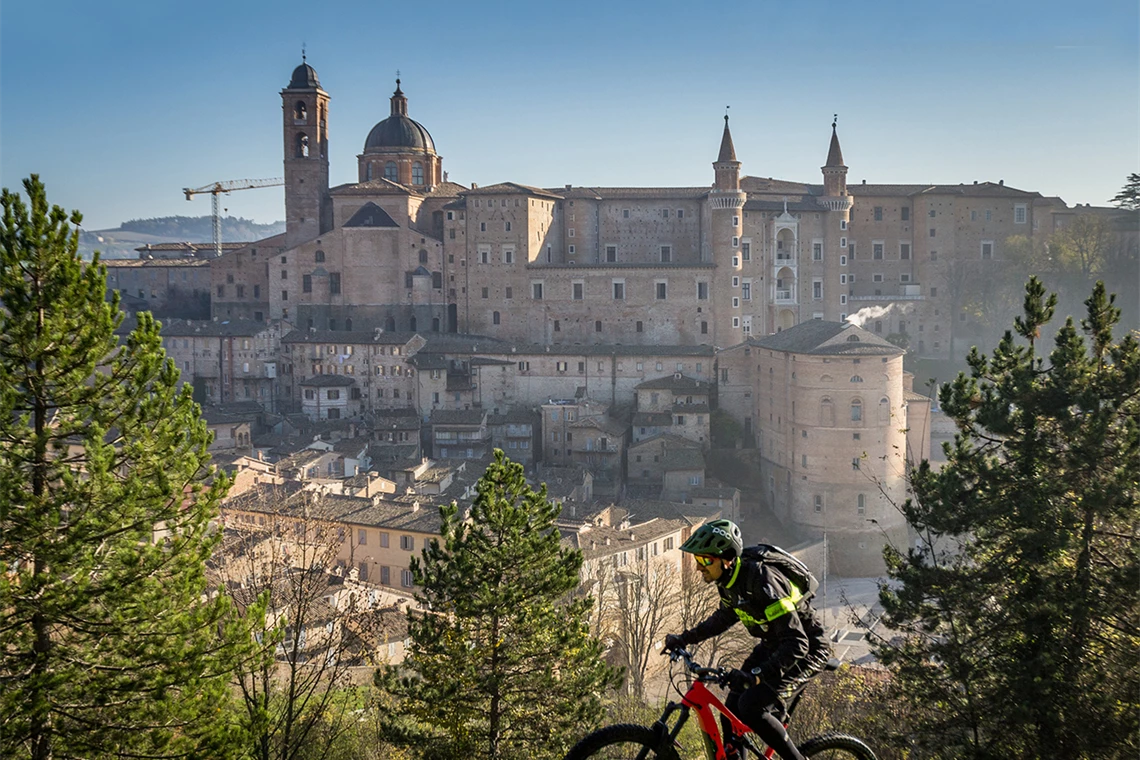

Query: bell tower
[282,54,331,248]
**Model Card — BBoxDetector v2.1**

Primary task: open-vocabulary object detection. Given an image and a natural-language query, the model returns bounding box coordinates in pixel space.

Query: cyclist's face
[695,554,723,583]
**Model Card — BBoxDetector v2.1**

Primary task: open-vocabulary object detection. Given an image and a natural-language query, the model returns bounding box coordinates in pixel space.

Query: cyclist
[663,519,832,760]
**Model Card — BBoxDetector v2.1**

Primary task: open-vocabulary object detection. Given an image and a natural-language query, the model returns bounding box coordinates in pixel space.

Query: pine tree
[1110,172,1140,210]
[877,277,1140,758]
[0,176,255,758]
[378,450,620,759]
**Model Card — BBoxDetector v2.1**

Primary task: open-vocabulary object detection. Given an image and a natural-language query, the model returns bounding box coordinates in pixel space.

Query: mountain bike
[564,648,877,760]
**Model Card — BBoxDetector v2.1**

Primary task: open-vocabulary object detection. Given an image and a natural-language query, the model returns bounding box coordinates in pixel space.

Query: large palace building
[246,59,1062,360]
[180,59,1092,572]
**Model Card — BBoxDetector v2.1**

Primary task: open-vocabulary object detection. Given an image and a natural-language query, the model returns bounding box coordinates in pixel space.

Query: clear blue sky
[2,0,1137,230]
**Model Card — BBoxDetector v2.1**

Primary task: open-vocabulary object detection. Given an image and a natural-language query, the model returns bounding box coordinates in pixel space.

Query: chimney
[999,180,1004,186]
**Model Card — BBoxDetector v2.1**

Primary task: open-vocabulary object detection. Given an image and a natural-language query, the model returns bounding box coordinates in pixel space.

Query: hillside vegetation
[79,215,284,259]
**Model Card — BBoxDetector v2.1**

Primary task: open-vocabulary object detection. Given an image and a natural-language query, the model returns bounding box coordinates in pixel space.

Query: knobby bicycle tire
[798,732,878,760]
[563,723,682,760]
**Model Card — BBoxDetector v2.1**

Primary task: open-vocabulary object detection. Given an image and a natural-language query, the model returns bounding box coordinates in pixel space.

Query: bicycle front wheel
[799,732,878,760]
[564,723,681,760]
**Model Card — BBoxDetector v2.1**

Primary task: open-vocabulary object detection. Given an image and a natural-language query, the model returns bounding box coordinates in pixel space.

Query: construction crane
[182,177,284,257]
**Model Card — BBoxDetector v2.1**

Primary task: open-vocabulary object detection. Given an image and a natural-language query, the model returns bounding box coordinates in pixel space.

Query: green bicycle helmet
[680,519,743,561]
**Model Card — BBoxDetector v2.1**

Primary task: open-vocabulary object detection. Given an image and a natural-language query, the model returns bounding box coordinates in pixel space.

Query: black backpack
[739,544,820,604]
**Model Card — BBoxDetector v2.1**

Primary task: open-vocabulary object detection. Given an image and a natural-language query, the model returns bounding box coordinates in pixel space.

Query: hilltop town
[95,59,1136,667]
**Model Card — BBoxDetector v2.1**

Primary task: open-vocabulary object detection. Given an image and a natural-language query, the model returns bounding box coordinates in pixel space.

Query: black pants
[722,647,831,760]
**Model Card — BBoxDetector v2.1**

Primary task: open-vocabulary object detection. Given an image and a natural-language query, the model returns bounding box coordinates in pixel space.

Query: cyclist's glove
[726,668,757,692]
[664,634,686,652]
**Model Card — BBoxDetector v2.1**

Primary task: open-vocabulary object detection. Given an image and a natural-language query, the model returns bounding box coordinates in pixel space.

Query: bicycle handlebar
[665,647,729,685]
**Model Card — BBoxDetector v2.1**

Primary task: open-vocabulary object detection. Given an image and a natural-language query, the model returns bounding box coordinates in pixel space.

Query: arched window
[385,316,396,332]
[296,133,309,158]
[365,163,373,181]
[850,375,863,383]
[820,397,835,427]
[384,162,398,181]
[345,318,352,331]
[432,317,440,332]
[821,374,834,383]
[878,397,890,423]
[409,316,417,331]
[412,162,424,185]
[315,250,325,262]
[294,101,307,122]
[492,311,501,325]
[851,399,863,422]
[846,334,861,342]
[418,249,428,264]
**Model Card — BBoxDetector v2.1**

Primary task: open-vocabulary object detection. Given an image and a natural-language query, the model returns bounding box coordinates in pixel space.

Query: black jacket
[680,559,822,684]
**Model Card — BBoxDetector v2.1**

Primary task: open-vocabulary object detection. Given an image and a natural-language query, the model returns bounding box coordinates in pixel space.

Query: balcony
[775,290,796,304]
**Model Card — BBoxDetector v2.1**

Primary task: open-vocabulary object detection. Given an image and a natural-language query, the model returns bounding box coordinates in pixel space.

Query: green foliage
[885,332,910,350]
[119,214,284,241]
[877,277,1140,758]
[377,450,621,759]
[710,407,743,448]
[1110,172,1140,210]
[0,176,256,758]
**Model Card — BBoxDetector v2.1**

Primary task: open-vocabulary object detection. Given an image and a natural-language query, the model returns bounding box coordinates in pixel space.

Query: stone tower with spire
[710,114,748,345]
[820,119,851,321]
[821,118,850,207]
[281,55,331,249]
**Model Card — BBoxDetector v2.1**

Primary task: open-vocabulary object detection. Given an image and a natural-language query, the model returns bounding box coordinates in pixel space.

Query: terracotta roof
[422,181,468,198]
[845,181,1041,199]
[429,408,486,425]
[569,415,626,436]
[635,374,709,393]
[106,257,211,268]
[282,329,419,345]
[747,320,902,357]
[628,432,700,452]
[743,199,827,213]
[133,242,250,255]
[661,448,704,471]
[329,179,412,196]
[740,176,815,194]
[548,186,709,200]
[141,318,271,337]
[463,182,563,200]
[299,374,356,387]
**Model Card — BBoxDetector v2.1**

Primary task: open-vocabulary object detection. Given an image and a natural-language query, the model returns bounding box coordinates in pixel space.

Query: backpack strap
[763,583,804,622]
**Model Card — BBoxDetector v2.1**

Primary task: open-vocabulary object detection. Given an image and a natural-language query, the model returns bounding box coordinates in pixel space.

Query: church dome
[288,61,320,89]
[362,80,436,154]
[364,116,435,152]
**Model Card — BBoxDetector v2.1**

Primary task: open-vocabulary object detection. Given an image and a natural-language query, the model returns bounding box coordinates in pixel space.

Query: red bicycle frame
[681,679,754,759]
[661,650,788,760]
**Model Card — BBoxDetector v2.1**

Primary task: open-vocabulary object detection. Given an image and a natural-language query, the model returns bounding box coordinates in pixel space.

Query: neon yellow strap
[724,560,742,590]
[763,585,803,622]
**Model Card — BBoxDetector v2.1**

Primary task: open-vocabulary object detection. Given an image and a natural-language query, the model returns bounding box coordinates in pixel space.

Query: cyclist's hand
[664,634,685,652]
[726,668,757,692]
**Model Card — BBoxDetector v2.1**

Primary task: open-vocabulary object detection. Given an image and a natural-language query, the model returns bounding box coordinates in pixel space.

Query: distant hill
[80,216,285,259]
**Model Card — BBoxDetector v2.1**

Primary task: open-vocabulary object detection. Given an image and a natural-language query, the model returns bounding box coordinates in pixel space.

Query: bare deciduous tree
[214,490,382,760]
